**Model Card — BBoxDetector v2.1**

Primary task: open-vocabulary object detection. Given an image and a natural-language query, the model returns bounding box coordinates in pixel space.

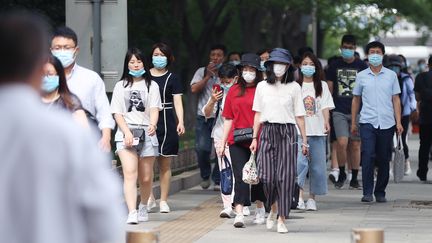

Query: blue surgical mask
[52,50,75,68]
[229,61,241,66]
[129,68,145,77]
[301,65,316,77]
[152,56,168,69]
[42,75,60,93]
[369,54,383,67]
[389,66,401,75]
[341,48,355,59]
[221,82,234,92]
[260,61,266,71]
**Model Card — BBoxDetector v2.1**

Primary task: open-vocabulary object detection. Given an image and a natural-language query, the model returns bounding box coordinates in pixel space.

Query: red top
[222,84,256,146]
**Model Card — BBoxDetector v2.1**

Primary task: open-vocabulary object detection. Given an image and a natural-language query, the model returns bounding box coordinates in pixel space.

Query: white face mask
[242,71,256,83]
[273,64,288,77]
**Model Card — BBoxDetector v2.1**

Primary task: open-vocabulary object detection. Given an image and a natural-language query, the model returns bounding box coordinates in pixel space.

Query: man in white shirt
[190,44,226,190]
[51,26,114,152]
[0,11,123,243]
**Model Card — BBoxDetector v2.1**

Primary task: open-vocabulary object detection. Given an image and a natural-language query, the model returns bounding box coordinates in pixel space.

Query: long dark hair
[47,55,75,111]
[266,62,295,84]
[237,66,262,97]
[120,47,151,89]
[151,42,175,68]
[296,52,324,97]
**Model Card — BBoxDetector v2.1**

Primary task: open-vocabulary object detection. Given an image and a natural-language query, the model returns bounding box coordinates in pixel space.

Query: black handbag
[233,128,253,143]
[290,182,300,209]
[131,128,145,141]
[220,155,233,195]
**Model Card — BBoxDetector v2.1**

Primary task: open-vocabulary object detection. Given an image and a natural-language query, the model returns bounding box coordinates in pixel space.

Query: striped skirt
[257,122,298,217]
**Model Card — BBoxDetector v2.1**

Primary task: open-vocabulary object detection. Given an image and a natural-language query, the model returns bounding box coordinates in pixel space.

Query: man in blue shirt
[351,41,403,203]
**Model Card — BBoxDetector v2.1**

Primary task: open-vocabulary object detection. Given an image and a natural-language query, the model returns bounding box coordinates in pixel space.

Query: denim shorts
[116,133,159,158]
[297,136,328,195]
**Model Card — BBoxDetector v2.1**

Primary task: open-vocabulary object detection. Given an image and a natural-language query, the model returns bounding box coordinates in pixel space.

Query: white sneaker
[253,207,265,224]
[127,210,138,224]
[306,199,317,211]
[296,200,306,210]
[138,204,149,222]
[277,222,288,233]
[328,169,340,184]
[233,214,245,228]
[147,197,157,212]
[159,201,170,213]
[404,161,412,175]
[219,207,233,218]
[266,211,277,229]
[242,206,250,216]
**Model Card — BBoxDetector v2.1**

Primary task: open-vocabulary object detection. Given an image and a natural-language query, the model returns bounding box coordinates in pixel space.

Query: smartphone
[213,84,221,93]
[132,137,140,146]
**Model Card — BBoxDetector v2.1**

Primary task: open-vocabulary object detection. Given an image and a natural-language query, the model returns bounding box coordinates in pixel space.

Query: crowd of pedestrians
[1,11,431,242]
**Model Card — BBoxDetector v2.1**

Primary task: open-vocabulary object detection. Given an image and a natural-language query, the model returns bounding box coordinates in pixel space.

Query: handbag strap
[223,155,231,169]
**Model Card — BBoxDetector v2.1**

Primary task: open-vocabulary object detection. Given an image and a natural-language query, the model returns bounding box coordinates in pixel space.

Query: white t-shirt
[301,81,335,136]
[111,79,162,141]
[202,94,227,141]
[253,80,306,124]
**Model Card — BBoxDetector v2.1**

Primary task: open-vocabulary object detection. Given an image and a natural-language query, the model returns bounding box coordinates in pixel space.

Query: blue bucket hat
[264,48,293,68]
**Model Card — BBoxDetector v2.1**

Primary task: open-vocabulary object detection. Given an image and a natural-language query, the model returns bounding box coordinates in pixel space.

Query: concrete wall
[65,0,127,92]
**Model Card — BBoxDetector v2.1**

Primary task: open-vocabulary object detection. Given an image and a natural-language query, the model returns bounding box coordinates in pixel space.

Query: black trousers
[229,144,266,207]
[418,124,432,180]
[401,115,410,159]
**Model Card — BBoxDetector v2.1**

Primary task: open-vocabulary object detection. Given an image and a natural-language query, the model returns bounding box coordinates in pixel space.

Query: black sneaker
[375,196,387,203]
[349,179,362,190]
[361,195,373,202]
[335,174,346,189]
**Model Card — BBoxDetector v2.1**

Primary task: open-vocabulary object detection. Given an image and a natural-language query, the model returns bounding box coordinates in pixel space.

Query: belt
[162,102,173,109]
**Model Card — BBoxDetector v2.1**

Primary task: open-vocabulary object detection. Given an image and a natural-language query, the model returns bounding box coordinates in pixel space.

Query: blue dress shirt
[353,66,401,129]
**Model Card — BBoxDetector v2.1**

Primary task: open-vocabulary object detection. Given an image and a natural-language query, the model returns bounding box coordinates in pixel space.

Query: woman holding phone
[111,47,162,224]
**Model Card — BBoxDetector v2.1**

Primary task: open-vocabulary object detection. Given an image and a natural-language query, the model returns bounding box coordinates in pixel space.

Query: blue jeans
[297,136,328,195]
[195,115,220,183]
[360,124,395,197]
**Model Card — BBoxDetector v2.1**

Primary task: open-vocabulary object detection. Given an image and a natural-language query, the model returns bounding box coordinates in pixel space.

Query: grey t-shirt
[190,67,219,117]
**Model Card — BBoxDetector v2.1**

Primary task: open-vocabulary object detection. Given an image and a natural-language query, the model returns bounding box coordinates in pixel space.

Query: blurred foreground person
[0,11,123,243]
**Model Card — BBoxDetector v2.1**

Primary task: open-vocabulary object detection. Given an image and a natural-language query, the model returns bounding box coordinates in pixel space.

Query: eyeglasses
[51,45,76,51]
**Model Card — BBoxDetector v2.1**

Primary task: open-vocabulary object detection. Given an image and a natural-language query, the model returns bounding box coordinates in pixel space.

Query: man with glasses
[326,35,368,189]
[51,26,114,152]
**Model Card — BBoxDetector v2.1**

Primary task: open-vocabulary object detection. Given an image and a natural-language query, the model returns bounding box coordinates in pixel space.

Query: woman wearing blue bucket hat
[250,48,308,233]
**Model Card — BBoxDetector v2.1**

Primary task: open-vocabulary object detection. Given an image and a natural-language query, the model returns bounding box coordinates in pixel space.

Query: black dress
[151,71,183,156]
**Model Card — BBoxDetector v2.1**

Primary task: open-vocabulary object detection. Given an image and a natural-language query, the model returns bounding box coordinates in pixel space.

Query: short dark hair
[218,63,238,78]
[228,51,241,59]
[297,46,314,57]
[53,26,78,46]
[341,34,356,46]
[256,48,271,56]
[365,41,385,54]
[210,44,227,56]
[151,42,175,67]
[0,11,51,83]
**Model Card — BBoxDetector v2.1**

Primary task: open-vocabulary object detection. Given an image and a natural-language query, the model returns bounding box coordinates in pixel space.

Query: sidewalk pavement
[125,135,432,243]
